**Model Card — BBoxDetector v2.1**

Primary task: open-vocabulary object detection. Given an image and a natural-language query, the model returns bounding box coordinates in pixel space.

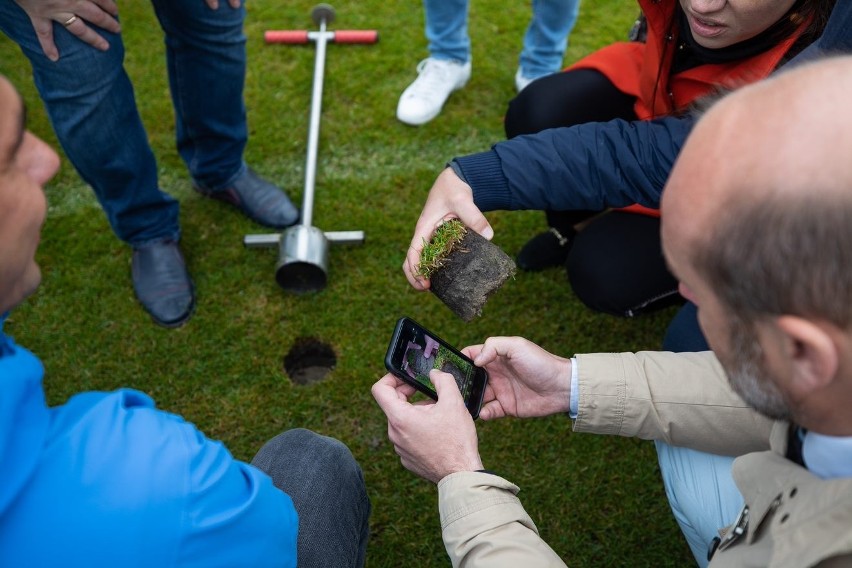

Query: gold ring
[62,15,78,27]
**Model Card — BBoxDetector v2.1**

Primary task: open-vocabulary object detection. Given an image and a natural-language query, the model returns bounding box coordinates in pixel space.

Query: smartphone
[385,317,488,419]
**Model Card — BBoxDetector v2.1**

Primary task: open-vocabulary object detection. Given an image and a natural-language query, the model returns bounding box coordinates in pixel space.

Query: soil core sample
[419,220,516,322]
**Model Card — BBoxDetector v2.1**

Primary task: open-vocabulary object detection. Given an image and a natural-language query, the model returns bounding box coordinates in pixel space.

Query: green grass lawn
[1,1,694,565]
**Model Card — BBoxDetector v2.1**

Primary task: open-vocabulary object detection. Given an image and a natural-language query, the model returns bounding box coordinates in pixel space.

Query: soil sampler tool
[244,4,378,293]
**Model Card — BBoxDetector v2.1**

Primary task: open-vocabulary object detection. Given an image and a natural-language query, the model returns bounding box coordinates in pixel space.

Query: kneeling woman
[507,0,833,317]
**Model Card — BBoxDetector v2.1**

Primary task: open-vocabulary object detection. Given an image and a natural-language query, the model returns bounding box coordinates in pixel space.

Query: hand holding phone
[372,369,485,483]
[384,317,489,419]
[467,336,574,421]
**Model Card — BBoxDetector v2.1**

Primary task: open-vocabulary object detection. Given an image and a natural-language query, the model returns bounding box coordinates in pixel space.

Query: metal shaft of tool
[243,230,364,248]
[301,21,332,228]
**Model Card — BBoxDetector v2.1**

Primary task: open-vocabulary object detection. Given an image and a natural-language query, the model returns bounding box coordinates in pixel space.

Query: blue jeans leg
[519,0,580,78]
[423,0,470,63]
[150,0,248,190]
[251,429,371,568]
[0,0,180,246]
[655,441,744,567]
[663,301,710,352]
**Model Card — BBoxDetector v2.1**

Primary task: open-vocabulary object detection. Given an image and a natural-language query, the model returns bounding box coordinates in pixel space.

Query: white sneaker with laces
[397,58,472,126]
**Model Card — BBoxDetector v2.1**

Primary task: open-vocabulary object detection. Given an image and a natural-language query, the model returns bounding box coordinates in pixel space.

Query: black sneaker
[516,227,574,271]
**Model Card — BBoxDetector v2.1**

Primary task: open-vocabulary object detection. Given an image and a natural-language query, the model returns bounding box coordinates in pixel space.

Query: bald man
[373,56,852,567]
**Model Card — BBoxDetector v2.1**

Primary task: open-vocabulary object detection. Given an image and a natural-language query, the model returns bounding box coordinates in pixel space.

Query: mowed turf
[1,1,694,565]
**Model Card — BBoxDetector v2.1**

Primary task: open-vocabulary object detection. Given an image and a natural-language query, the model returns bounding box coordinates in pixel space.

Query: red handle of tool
[333,30,379,44]
[264,30,310,44]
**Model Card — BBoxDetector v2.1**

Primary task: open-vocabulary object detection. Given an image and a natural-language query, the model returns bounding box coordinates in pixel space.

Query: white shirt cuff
[569,357,579,418]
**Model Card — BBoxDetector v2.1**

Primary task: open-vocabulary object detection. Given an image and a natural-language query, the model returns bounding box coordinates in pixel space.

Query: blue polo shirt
[0,323,298,567]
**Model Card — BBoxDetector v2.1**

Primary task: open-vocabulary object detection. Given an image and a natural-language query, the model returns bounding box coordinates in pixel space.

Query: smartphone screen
[385,317,488,418]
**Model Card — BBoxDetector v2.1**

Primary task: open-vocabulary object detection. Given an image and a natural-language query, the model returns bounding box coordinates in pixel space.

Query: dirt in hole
[283,337,337,385]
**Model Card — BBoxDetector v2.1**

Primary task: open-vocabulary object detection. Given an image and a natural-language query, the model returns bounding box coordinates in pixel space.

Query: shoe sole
[150,296,195,328]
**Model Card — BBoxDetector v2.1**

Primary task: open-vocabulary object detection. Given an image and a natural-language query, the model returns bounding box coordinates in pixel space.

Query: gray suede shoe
[131,240,195,328]
[194,167,300,229]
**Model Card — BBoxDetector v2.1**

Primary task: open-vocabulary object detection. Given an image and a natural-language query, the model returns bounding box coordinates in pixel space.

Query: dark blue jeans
[252,429,371,568]
[0,0,249,246]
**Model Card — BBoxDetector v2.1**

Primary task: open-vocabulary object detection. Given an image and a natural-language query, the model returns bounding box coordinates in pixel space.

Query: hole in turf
[284,337,336,385]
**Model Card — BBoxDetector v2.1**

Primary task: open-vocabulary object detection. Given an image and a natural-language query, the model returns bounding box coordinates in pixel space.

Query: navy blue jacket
[455,116,693,213]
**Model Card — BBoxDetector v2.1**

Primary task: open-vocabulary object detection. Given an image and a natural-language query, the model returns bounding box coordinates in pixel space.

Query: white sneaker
[397,58,472,126]
[515,67,548,93]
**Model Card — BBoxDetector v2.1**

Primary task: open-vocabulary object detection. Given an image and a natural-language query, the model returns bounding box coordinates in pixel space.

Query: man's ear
[774,316,839,398]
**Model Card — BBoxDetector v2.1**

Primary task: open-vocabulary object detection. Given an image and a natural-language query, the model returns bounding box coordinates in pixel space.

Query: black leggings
[505,67,637,137]
[567,212,681,317]
[505,69,681,316]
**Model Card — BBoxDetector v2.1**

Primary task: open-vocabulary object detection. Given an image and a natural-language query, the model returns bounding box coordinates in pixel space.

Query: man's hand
[372,370,484,484]
[13,0,120,61]
[403,167,493,290]
[203,0,242,10]
[464,337,573,421]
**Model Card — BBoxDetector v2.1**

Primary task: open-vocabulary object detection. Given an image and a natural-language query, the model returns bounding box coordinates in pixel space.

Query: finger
[74,4,121,34]
[91,0,120,16]
[228,0,242,8]
[435,168,492,240]
[63,18,110,51]
[377,372,406,388]
[404,235,431,290]
[478,399,506,421]
[374,373,418,403]
[430,370,463,405]
[472,336,518,366]
[371,374,410,412]
[460,344,484,360]
[402,255,428,291]
[472,338,500,367]
[394,381,417,400]
[455,200,493,241]
[404,206,454,289]
[31,17,58,61]
[204,0,219,9]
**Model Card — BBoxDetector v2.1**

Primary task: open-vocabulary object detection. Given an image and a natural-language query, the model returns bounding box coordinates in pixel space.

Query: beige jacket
[438,351,852,567]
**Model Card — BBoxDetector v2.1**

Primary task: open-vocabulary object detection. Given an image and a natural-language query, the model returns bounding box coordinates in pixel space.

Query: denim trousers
[658,304,741,566]
[663,301,710,352]
[252,429,371,568]
[424,0,580,78]
[0,0,249,246]
[655,441,744,567]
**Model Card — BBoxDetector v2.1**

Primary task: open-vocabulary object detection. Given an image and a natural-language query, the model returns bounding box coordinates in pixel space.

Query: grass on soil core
[417,219,468,279]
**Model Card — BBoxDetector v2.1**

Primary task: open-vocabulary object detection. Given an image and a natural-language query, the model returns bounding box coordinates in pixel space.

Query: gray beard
[724,320,791,421]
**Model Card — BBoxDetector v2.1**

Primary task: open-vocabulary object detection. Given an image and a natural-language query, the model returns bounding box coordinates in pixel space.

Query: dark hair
[783,0,838,61]
[693,192,852,327]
